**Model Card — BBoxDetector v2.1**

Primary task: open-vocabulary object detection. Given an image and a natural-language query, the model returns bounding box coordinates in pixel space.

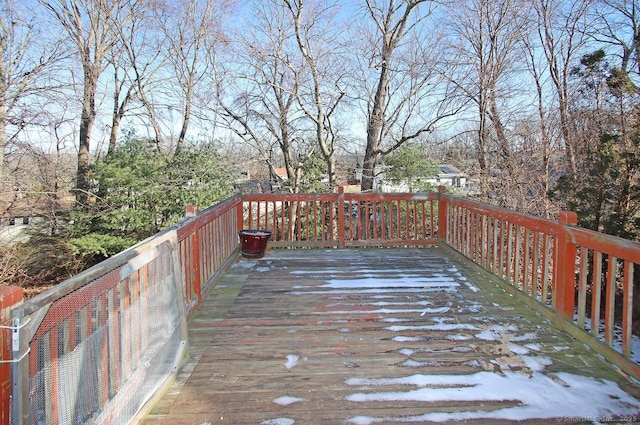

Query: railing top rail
[342,192,440,201]
[242,191,440,202]
[13,229,179,317]
[443,192,640,262]
[242,193,336,201]
[176,194,242,240]
[566,225,640,263]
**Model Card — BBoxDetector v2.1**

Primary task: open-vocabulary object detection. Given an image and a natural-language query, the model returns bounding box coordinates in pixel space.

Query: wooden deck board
[142,248,640,424]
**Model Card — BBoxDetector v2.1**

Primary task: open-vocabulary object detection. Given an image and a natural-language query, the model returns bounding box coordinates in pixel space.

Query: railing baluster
[384,200,389,240]
[48,329,59,425]
[541,234,551,305]
[605,256,618,346]
[591,252,603,337]
[521,227,527,293]
[271,200,277,236]
[622,260,634,357]
[513,225,521,289]
[577,247,589,328]
[531,232,540,297]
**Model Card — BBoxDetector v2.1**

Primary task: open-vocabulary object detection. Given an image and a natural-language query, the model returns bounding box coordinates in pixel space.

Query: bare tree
[106,0,166,155]
[522,32,558,218]
[214,0,313,193]
[592,0,640,88]
[284,0,347,187]
[156,0,228,157]
[0,1,62,182]
[447,0,530,203]
[39,0,139,204]
[106,50,136,156]
[533,0,592,179]
[358,0,459,192]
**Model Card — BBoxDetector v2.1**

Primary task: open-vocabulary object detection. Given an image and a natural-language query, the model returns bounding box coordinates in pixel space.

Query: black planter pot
[238,229,272,258]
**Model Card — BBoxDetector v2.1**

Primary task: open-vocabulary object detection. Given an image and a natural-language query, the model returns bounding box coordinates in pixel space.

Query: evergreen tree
[68,135,235,264]
[384,142,439,192]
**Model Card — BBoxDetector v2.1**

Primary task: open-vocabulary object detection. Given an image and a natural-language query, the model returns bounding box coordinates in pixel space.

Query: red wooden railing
[3,188,640,425]
[5,197,242,425]
[176,195,241,315]
[242,189,439,248]
[438,193,640,378]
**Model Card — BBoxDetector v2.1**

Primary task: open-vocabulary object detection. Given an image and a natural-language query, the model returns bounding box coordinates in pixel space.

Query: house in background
[428,164,470,192]
[357,164,474,194]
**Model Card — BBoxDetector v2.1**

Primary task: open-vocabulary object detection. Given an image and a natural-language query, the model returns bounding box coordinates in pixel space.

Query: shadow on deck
[142,248,640,424]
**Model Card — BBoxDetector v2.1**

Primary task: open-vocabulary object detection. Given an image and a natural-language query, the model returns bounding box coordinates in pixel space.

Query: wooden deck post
[237,196,245,232]
[437,186,448,243]
[337,186,346,248]
[555,211,578,320]
[185,205,198,218]
[185,205,202,310]
[1,285,23,425]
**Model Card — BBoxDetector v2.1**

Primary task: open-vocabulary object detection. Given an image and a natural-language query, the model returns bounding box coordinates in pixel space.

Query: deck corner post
[337,186,346,248]
[185,205,198,218]
[555,211,578,320]
[1,286,23,425]
[437,186,448,244]
[237,195,245,233]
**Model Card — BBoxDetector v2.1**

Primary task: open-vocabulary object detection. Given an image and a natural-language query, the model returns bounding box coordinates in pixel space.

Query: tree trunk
[176,102,190,156]
[77,69,97,205]
[362,64,389,192]
[0,104,5,185]
[108,80,134,156]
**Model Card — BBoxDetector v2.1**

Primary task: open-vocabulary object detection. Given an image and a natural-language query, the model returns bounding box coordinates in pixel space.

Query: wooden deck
[142,248,640,425]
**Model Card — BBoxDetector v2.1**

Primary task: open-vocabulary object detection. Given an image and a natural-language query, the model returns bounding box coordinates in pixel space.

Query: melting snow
[278,255,640,424]
[261,419,295,425]
[321,277,459,289]
[346,371,640,423]
[420,306,450,315]
[524,343,542,351]
[445,334,472,341]
[328,300,433,307]
[474,324,520,341]
[273,396,306,405]
[284,355,299,369]
[289,287,452,295]
[507,344,530,355]
[391,336,426,342]
[380,318,410,323]
[463,282,480,292]
[386,323,481,332]
[520,356,553,372]
[313,308,437,315]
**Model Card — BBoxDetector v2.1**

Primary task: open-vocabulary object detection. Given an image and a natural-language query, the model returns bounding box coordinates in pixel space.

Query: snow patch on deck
[320,277,459,289]
[284,355,299,369]
[273,396,306,405]
[346,371,640,423]
[261,419,295,425]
